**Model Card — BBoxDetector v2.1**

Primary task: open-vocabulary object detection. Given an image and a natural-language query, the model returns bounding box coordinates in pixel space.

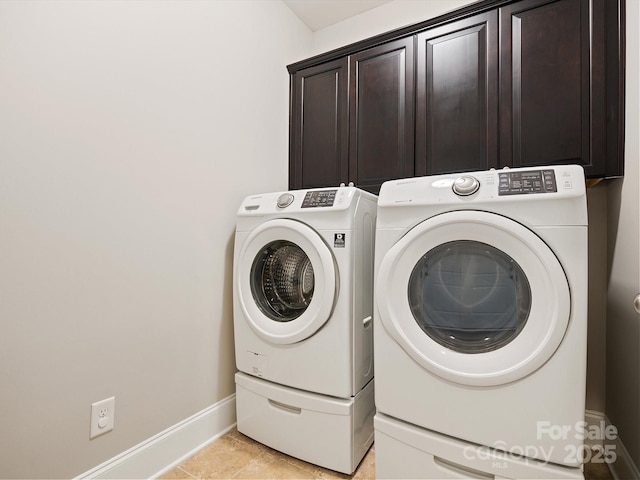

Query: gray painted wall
[606,0,640,470]
[0,1,310,477]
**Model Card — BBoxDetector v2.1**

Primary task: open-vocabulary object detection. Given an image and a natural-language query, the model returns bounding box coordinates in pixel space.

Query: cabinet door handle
[634,294,640,314]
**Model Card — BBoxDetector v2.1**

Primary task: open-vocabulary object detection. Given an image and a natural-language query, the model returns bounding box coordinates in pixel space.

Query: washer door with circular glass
[376,210,570,386]
[236,218,337,345]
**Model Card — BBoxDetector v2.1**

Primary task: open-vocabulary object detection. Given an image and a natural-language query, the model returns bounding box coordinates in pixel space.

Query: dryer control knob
[452,176,480,196]
[276,193,294,208]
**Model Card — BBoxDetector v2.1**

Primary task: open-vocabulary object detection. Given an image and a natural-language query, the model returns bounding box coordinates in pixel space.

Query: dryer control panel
[498,169,557,196]
[376,164,587,227]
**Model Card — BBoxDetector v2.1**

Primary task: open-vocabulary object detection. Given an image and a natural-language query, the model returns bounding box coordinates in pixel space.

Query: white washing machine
[233,186,377,474]
[373,165,588,479]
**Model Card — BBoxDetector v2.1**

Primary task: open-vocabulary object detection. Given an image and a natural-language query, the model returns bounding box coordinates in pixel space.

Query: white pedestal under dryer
[373,165,588,479]
[233,186,377,474]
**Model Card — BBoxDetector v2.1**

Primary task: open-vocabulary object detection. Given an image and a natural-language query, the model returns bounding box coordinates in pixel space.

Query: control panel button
[276,193,294,208]
[452,176,480,196]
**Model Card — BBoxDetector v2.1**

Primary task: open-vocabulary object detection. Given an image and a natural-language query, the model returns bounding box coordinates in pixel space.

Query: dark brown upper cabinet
[289,58,348,190]
[287,0,624,191]
[289,39,414,194]
[349,38,415,193]
[499,0,617,177]
[415,10,499,176]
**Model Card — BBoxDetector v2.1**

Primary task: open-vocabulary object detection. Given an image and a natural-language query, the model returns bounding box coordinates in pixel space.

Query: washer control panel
[498,169,557,196]
[301,189,337,208]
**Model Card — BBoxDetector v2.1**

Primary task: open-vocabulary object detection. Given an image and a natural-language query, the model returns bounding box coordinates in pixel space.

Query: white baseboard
[76,394,236,480]
[584,409,606,448]
[605,415,640,480]
[73,403,637,479]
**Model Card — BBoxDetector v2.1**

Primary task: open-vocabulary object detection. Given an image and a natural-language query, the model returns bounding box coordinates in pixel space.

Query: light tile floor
[159,428,374,479]
[159,428,612,480]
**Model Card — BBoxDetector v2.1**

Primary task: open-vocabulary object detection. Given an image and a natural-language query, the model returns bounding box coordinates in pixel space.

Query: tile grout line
[175,465,198,479]
[229,449,276,479]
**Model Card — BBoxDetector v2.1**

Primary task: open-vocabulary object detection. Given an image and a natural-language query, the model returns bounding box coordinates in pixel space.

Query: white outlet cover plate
[90,396,115,439]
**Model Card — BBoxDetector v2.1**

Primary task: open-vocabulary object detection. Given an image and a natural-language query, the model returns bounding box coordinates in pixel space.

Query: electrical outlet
[90,396,115,439]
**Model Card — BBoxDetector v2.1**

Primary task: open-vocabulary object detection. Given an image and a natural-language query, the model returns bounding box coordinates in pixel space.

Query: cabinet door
[500,0,594,172]
[289,58,348,190]
[415,11,498,176]
[349,38,415,194]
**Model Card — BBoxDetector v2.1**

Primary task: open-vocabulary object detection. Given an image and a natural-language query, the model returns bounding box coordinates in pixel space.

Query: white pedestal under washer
[373,165,588,478]
[233,186,377,474]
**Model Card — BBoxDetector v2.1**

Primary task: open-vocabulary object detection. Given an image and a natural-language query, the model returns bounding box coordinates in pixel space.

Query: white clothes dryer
[233,186,377,474]
[373,166,588,477]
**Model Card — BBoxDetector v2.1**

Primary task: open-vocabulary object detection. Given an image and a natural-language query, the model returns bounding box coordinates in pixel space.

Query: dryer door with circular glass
[376,210,570,386]
[236,218,337,345]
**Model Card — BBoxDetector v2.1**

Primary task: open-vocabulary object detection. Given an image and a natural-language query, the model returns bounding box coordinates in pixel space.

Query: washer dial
[276,193,294,208]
